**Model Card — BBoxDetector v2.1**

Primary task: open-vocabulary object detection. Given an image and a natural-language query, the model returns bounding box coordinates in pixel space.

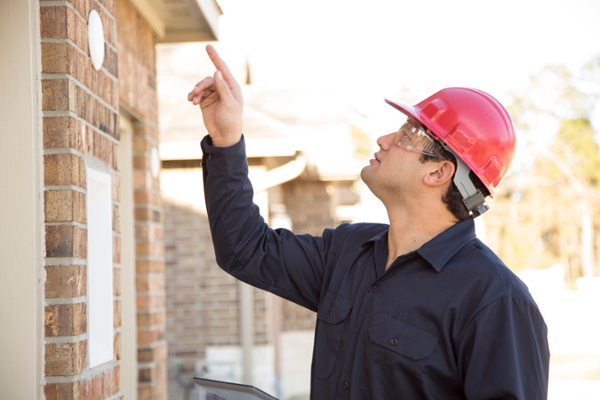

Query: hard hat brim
[384,98,414,117]
[384,98,440,140]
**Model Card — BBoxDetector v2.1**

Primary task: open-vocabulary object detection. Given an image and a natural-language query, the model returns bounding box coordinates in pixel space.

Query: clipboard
[193,377,279,400]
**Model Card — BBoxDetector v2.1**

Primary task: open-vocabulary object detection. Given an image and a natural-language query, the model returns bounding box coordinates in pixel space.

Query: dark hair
[419,146,471,221]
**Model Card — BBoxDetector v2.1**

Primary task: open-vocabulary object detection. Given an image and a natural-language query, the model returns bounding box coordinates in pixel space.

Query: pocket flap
[317,291,353,324]
[368,313,439,360]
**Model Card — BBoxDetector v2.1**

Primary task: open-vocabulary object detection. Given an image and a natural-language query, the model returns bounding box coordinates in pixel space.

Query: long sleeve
[458,291,550,399]
[201,135,327,311]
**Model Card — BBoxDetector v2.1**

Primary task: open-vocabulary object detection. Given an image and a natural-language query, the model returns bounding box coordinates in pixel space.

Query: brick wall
[116,0,167,398]
[41,0,166,398]
[41,0,121,398]
[162,166,271,398]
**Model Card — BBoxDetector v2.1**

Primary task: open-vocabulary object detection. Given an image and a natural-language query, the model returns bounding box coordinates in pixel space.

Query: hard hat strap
[439,142,489,217]
[454,157,489,217]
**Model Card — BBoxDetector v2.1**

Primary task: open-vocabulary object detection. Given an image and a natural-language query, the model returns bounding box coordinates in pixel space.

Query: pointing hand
[187,45,244,147]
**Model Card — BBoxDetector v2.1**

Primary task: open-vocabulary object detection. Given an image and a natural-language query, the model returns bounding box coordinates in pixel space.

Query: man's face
[360,130,430,202]
[360,119,449,205]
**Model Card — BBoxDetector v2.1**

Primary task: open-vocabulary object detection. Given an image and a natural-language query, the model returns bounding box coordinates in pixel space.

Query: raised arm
[187,45,244,147]
[189,45,326,311]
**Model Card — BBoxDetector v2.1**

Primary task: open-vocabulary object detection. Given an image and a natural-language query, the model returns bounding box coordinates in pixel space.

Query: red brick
[45,264,87,298]
[42,78,76,112]
[137,329,159,346]
[45,303,86,336]
[40,6,68,39]
[137,259,164,273]
[114,299,121,328]
[45,341,87,376]
[114,331,121,360]
[90,374,103,400]
[44,153,86,188]
[41,42,70,74]
[45,224,87,258]
[102,367,115,397]
[113,266,121,296]
[43,116,87,150]
[44,189,86,223]
[113,234,121,262]
[44,381,76,400]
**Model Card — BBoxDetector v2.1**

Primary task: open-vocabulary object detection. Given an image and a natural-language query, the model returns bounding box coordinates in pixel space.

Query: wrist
[211,134,242,148]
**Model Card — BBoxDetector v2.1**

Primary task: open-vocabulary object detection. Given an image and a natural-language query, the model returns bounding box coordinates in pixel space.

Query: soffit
[130,0,222,43]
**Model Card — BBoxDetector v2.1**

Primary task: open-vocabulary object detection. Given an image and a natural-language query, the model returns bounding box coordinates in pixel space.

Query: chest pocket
[314,291,353,380]
[368,313,439,361]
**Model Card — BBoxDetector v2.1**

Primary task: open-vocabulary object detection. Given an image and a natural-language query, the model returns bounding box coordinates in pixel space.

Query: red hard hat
[385,87,516,196]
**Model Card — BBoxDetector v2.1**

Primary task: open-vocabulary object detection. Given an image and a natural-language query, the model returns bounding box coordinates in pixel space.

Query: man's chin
[359,166,369,184]
[359,167,375,190]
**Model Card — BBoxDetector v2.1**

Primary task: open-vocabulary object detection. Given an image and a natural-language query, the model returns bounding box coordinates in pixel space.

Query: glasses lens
[394,121,442,158]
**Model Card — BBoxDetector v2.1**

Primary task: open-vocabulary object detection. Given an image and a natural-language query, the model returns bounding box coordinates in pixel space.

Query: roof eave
[129,0,222,43]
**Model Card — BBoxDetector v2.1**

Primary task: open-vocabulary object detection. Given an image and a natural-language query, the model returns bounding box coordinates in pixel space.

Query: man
[188,45,550,399]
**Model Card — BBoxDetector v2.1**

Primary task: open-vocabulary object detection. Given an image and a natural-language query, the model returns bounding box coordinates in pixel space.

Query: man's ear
[423,160,455,187]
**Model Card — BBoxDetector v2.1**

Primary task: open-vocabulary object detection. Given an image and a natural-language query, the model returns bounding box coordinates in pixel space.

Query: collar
[417,218,476,272]
[366,218,476,273]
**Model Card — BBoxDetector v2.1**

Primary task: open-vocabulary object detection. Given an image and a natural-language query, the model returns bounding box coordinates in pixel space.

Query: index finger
[206,45,235,83]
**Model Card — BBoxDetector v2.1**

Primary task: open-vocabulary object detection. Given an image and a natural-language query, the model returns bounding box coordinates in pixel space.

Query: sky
[215,0,600,112]
[202,0,600,182]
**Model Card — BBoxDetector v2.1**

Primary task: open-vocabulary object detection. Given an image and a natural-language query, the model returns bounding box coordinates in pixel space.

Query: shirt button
[342,381,349,390]
[372,284,380,292]
[390,337,398,345]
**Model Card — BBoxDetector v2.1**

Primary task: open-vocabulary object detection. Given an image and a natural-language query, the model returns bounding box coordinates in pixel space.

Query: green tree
[484,56,600,288]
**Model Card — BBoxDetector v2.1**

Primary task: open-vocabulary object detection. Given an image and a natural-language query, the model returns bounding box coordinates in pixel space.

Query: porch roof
[131,0,222,43]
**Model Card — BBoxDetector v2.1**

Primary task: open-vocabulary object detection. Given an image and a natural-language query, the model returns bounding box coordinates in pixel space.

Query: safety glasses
[394,119,444,158]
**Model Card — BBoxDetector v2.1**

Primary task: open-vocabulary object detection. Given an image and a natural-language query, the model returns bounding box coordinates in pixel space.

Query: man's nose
[376,132,395,150]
